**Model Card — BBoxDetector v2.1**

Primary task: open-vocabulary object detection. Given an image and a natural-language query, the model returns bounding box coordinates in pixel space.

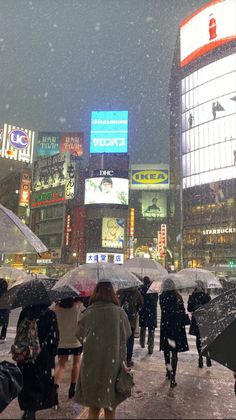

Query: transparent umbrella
[0,204,48,254]
[52,263,142,297]
[178,268,222,289]
[0,266,32,288]
[123,257,167,282]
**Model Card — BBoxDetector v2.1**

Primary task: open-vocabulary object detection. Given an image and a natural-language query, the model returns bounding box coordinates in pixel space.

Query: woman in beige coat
[53,297,85,400]
[75,281,131,419]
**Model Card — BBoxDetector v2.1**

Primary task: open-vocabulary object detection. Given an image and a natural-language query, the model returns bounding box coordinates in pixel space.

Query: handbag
[115,362,134,398]
[0,361,23,413]
[182,313,191,326]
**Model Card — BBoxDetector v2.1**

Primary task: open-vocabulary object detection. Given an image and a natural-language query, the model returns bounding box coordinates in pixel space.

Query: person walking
[159,279,189,388]
[53,297,85,400]
[139,276,158,355]
[16,304,59,419]
[187,281,212,368]
[118,286,143,367]
[74,281,131,420]
[0,278,10,343]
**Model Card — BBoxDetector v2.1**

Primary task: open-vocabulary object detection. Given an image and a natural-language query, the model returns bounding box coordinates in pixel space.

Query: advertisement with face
[84,177,129,205]
[141,191,167,218]
[102,218,125,249]
[90,110,128,154]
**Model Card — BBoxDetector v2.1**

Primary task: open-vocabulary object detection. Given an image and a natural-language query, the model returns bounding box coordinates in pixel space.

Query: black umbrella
[0,278,78,310]
[194,288,236,372]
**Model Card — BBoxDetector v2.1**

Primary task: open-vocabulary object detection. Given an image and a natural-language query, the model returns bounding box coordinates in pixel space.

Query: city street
[0,294,235,419]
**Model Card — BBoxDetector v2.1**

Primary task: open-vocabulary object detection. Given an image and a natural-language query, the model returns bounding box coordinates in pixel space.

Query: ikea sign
[131,166,169,190]
[90,110,128,154]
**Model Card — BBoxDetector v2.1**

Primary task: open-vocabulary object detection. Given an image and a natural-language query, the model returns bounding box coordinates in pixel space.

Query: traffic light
[229,260,235,268]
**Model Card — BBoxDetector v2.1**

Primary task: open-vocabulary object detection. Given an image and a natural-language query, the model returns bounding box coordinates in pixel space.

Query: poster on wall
[37,132,84,157]
[84,177,129,205]
[102,218,125,249]
[141,191,167,218]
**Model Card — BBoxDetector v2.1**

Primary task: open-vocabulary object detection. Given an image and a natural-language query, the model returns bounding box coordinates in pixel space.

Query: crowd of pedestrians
[1,275,232,419]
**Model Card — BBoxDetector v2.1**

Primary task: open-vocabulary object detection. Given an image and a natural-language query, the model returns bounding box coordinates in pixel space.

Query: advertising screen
[181,53,236,188]
[90,110,128,153]
[141,191,167,218]
[102,218,125,249]
[130,164,169,190]
[0,123,35,164]
[37,132,84,157]
[84,177,129,205]
[180,0,236,67]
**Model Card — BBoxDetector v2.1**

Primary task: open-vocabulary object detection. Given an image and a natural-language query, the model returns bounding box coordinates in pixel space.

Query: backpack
[11,319,40,364]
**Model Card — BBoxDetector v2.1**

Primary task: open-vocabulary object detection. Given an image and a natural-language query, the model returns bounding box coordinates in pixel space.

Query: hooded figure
[139,276,158,355]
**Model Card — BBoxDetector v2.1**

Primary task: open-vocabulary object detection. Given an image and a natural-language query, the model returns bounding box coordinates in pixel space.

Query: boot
[206,357,212,367]
[170,373,177,388]
[198,356,203,368]
[68,382,76,399]
[21,411,36,419]
[165,368,171,380]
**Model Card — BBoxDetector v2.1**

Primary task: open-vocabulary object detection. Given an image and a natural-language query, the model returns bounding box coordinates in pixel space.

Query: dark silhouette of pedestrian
[139,276,158,355]
[159,278,189,388]
[187,281,212,368]
[0,278,10,343]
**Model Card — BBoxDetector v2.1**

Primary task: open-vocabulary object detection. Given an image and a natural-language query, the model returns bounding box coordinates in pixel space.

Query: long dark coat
[187,290,211,336]
[17,306,59,411]
[159,291,189,352]
[139,283,158,329]
[75,302,131,410]
[118,287,143,329]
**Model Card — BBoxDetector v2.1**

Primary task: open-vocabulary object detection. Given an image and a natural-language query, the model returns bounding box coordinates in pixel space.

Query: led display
[180,0,236,67]
[181,53,236,188]
[141,191,167,218]
[84,177,129,205]
[102,218,125,249]
[90,110,128,153]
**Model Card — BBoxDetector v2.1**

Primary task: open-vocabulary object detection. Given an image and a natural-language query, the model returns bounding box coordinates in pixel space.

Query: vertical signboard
[19,171,31,207]
[129,208,135,258]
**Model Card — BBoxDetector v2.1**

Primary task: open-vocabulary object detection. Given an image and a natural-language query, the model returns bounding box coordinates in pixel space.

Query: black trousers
[140,327,155,352]
[127,327,135,362]
[164,349,178,377]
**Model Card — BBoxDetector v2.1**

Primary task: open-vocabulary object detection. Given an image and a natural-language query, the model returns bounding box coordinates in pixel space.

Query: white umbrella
[52,263,142,297]
[123,257,168,282]
[0,266,32,288]
[148,272,187,293]
[178,268,222,289]
[0,204,48,254]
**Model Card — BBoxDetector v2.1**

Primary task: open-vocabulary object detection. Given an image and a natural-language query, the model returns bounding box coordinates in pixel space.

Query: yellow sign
[132,170,168,184]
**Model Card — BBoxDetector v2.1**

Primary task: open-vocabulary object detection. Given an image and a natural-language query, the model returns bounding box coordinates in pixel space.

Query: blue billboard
[90,110,128,154]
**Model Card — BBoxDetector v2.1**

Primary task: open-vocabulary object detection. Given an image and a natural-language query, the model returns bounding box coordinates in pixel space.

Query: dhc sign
[90,110,128,154]
[131,166,169,190]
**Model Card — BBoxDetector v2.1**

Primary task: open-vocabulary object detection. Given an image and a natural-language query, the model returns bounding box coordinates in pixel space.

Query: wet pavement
[1,350,235,419]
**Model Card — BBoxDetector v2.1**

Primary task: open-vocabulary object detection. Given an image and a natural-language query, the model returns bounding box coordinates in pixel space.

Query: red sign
[65,212,72,247]
[71,206,86,263]
[19,171,31,207]
[60,132,84,156]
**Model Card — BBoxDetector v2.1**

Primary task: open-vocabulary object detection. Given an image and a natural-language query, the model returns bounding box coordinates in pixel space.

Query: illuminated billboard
[86,253,124,264]
[181,53,236,188]
[84,177,129,205]
[141,191,167,218]
[0,123,35,163]
[90,111,128,153]
[37,132,84,157]
[180,0,236,67]
[102,218,125,249]
[130,164,169,190]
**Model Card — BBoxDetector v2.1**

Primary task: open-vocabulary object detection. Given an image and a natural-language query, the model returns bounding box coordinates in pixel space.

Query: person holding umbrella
[139,276,158,355]
[0,278,10,343]
[159,278,189,388]
[187,280,212,368]
[15,304,59,419]
[74,281,131,419]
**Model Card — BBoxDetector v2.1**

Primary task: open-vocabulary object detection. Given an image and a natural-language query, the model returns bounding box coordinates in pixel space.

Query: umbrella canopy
[123,257,168,282]
[53,263,142,297]
[0,203,48,254]
[194,288,236,372]
[177,268,222,289]
[0,266,32,287]
[148,272,187,293]
[0,277,79,309]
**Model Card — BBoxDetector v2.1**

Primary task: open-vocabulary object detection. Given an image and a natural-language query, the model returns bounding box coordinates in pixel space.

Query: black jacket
[17,306,59,411]
[139,283,158,329]
[118,287,143,329]
[187,290,211,336]
[159,291,189,352]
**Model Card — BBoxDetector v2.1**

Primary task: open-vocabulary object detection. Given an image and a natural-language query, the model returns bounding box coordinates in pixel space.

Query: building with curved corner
[169,0,236,274]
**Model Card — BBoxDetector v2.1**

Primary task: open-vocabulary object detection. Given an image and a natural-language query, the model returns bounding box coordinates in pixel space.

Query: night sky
[0,0,209,166]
